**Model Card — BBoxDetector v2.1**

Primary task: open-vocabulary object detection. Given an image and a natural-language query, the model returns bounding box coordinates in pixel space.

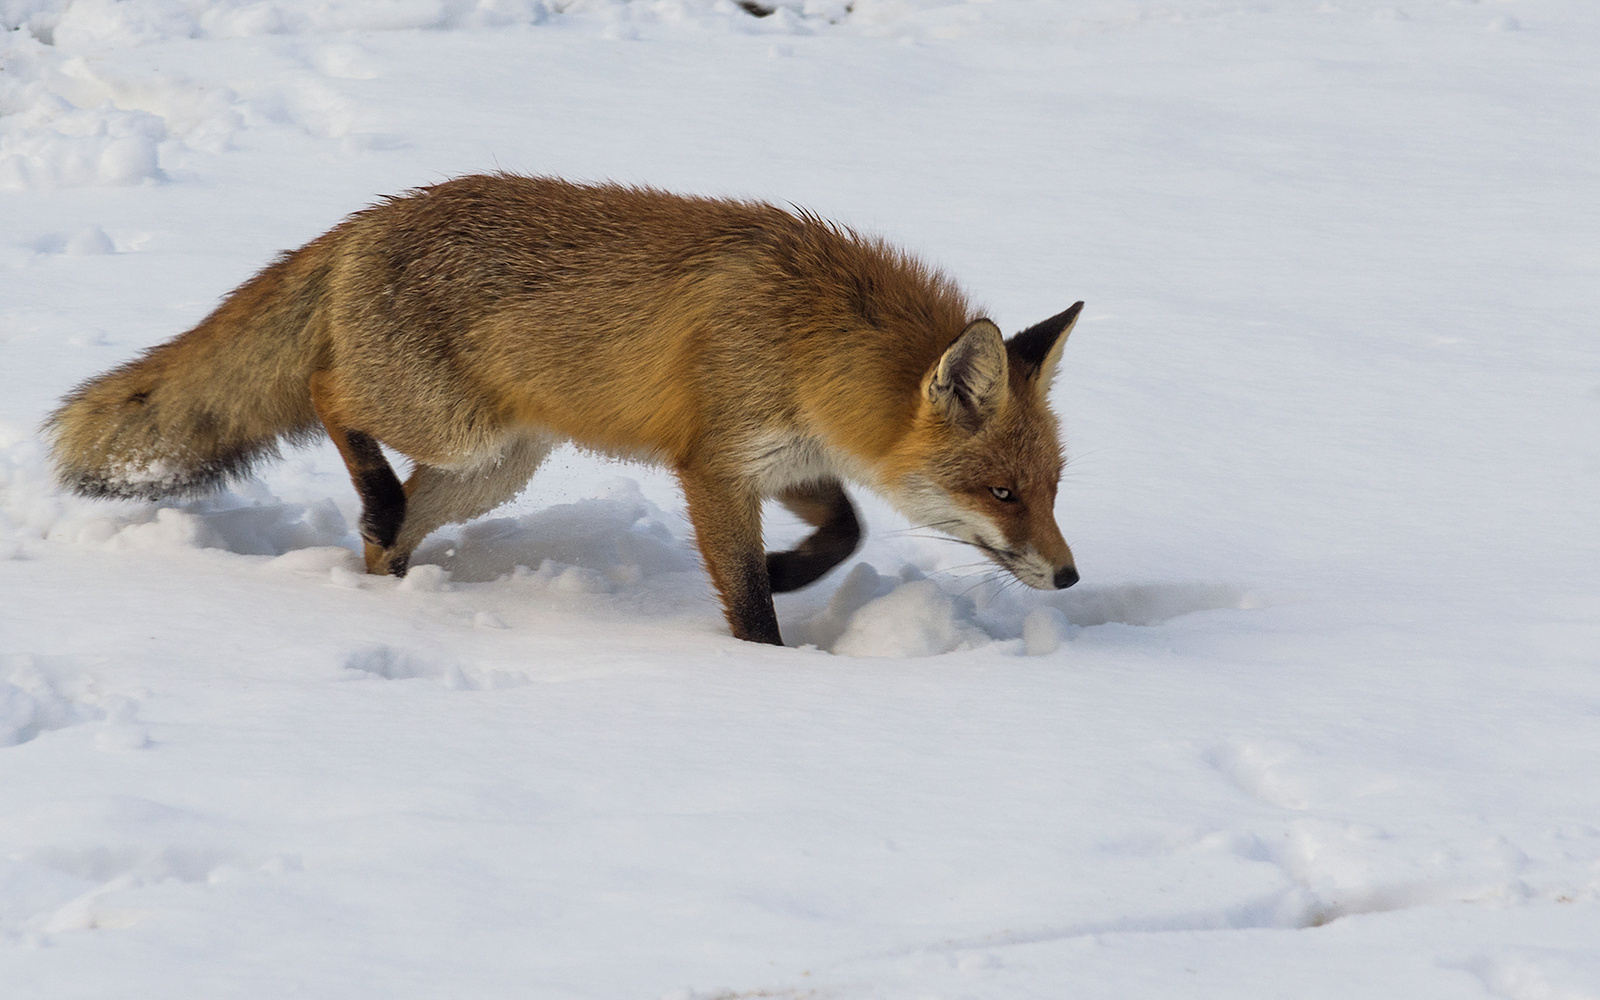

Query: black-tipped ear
[927,319,1009,433]
[1007,301,1083,387]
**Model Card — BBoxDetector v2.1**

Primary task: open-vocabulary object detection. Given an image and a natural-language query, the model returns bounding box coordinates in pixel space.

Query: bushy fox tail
[45,240,334,500]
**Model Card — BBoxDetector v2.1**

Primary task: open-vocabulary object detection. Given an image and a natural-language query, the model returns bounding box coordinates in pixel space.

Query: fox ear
[927,319,1009,433]
[1007,301,1083,389]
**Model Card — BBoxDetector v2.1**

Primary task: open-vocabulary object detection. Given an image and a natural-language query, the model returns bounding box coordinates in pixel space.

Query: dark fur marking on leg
[729,555,783,645]
[345,430,406,549]
[767,486,861,593]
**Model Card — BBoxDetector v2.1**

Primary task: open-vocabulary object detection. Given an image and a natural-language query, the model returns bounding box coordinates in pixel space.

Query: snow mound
[785,562,987,656]
[0,95,165,189]
[1021,605,1074,655]
[832,577,989,657]
[0,25,245,189]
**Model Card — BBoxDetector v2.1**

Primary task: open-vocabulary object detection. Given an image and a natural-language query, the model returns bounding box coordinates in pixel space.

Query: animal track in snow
[0,795,302,939]
[342,644,531,691]
[1465,948,1600,1000]
[784,565,1264,657]
[1207,739,1321,811]
[1200,741,1529,925]
[1051,581,1264,627]
[0,654,144,749]
[1243,819,1534,928]
[5,843,300,936]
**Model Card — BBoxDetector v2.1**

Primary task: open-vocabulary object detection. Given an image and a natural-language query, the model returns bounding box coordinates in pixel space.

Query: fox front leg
[677,466,783,645]
[767,478,861,593]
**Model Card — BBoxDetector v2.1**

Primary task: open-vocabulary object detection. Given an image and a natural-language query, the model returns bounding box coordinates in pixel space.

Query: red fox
[47,174,1082,645]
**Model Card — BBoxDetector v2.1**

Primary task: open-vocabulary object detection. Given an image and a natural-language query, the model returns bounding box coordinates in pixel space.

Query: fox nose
[1053,565,1079,589]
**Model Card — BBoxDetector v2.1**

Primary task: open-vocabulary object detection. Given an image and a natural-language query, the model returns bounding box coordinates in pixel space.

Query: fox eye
[988,486,1017,503]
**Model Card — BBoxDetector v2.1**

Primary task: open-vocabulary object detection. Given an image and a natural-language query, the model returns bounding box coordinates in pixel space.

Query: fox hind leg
[766,478,861,593]
[310,373,408,573]
[344,431,407,552]
[369,434,555,577]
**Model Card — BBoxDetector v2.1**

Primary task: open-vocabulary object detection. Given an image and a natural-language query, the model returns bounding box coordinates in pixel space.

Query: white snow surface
[3,0,1599,996]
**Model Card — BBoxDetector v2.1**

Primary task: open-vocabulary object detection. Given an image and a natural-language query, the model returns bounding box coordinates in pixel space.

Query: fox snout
[1010,507,1076,592]
[1010,511,1077,591]
[1011,543,1077,591]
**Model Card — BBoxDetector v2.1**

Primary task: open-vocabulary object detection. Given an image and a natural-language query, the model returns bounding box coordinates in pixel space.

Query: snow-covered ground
[3,0,1599,996]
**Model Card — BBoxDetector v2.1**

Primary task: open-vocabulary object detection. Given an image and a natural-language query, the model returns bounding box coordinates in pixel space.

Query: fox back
[317,177,976,468]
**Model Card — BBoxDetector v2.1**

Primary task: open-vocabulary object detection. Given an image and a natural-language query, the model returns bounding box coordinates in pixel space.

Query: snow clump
[0,97,166,189]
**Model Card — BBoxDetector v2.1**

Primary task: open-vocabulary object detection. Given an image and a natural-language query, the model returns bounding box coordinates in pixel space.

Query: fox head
[890,302,1083,590]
